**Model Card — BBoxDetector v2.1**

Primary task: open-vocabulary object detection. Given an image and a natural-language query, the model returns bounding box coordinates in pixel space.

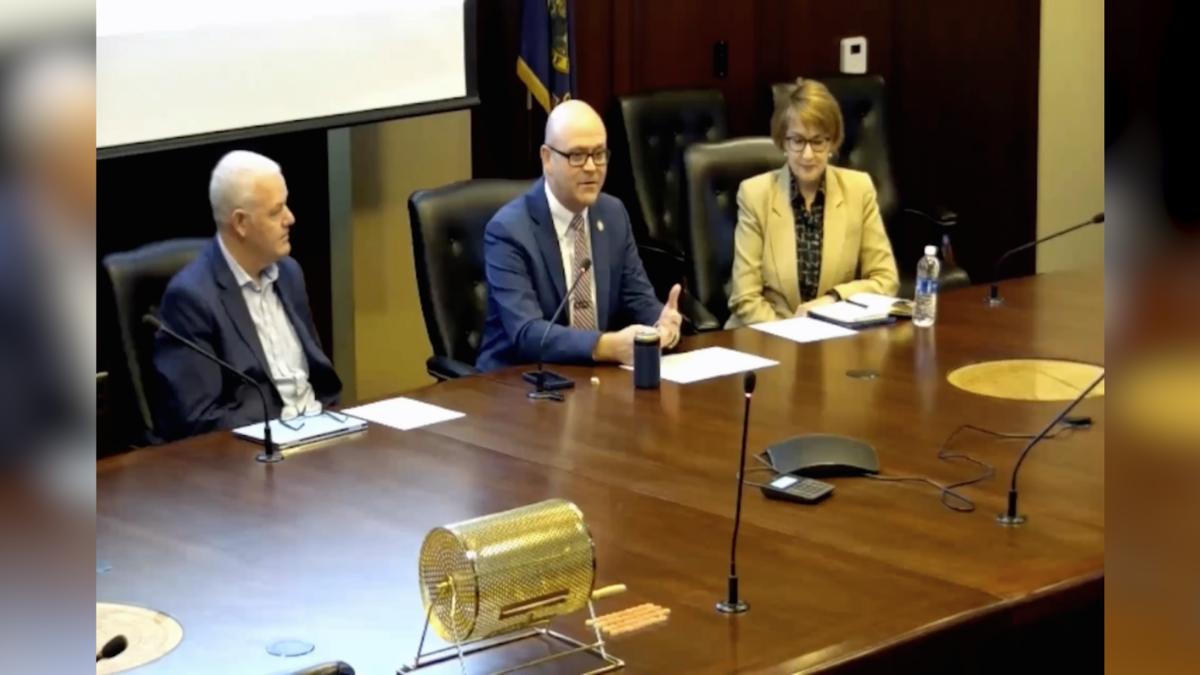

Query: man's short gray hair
[208,150,281,228]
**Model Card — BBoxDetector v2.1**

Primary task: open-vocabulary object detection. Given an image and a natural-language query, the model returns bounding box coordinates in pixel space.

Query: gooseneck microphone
[988,212,1104,306]
[96,634,128,662]
[144,314,281,463]
[717,371,757,614]
[997,370,1104,526]
[525,258,593,402]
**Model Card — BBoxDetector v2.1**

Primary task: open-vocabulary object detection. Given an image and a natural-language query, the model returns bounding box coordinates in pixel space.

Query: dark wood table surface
[96,270,1105,675]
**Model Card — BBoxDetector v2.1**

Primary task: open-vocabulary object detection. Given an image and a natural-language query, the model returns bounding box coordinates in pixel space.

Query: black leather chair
[684,138,786,329]
[772,75,970,297]
[102,238,209,446]
[606,89,729,317]
[409,179,532,380]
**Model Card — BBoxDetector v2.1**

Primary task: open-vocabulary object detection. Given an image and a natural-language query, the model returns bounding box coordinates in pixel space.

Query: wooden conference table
[96,271,1105,674]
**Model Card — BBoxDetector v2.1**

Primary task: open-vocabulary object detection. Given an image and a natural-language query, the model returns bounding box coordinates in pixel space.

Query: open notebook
[233,412,368,449]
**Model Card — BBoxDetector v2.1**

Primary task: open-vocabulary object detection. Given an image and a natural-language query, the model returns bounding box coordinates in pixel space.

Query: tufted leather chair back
[684,138,786,326]
[102,237,209,446]
[409,179,532,366]
[607,89,729,254]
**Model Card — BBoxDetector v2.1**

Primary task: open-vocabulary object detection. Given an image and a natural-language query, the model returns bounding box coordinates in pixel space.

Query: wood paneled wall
[472,0,1042,281]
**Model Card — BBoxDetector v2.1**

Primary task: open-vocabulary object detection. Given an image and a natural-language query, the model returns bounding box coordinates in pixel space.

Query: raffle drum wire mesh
[418,499,597,644]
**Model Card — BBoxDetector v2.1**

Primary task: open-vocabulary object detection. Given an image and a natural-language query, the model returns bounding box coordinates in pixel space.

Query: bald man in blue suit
[476,101,682,372]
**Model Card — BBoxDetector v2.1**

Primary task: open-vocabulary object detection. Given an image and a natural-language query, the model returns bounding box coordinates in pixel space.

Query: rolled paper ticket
[590,584,626,601]
[601,604,653,625]
[587,603,646,627]
[608,605,656,625]
[611,610,663,630]
[595,604,670,634]
[617,612,669,634]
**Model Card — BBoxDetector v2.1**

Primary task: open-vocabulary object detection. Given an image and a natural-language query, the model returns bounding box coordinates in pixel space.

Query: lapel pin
[597,220,604,232]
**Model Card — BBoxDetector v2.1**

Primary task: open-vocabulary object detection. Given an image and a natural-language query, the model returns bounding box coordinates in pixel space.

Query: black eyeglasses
[547,145,611,167]
[784,135,831,153]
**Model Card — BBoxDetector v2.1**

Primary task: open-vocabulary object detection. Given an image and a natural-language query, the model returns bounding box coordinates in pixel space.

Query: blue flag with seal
[517,0,576,113]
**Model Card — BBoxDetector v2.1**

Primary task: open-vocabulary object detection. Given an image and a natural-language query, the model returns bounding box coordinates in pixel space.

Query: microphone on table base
[96,634,128,662]
[997,370,1104,526]
[717,371,756,614]
[525,258,592,402]
[143,314,281,463]
[987,212,1104,306]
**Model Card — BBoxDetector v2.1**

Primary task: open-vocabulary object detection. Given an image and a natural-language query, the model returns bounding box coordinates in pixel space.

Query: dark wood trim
[575,0,614,107]
[611,0,636,95]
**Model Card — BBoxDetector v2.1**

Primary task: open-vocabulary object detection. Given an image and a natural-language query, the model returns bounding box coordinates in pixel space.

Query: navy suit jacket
[152,239,341,441]
[475,179,663,372]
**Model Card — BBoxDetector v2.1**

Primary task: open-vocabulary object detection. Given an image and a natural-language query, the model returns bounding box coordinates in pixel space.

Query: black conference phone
[759,474,834,504]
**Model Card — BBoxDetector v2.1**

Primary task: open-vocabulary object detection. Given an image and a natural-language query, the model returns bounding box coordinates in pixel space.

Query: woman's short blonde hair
[770,78,844,153]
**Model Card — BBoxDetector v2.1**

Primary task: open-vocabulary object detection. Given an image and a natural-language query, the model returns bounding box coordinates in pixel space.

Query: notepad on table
[233,412,368,449]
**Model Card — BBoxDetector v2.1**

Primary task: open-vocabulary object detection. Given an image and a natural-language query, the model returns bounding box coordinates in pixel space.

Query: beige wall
[1036,0,1105,273]
[347,112,472,400]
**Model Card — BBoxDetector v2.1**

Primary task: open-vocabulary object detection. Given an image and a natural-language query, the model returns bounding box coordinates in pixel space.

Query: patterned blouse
[789,171,826,303]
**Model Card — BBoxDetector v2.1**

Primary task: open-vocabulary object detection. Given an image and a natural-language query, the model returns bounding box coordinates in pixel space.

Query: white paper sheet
[341,397,465,431]
[622,346,778,384]
[750,316,858,344]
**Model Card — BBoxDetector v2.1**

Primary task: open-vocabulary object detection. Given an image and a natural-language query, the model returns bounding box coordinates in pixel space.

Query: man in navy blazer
[152,151,341,441]
[476,100,682,372]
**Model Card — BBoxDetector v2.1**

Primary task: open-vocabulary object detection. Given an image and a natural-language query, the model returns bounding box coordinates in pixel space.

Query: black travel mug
[633,329,661,389]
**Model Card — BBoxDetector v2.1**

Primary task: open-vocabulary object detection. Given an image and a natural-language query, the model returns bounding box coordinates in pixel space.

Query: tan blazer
[726,165,899,328]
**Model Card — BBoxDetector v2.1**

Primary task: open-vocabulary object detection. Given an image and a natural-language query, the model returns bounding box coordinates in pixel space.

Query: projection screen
[97,0,476,157]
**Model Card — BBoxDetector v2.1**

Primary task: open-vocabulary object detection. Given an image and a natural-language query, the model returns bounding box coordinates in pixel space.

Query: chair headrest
[103,238,211,286]
[684,137,785,181]
[102,237,210,445]
[408,179,532,364]
[610,89,730,247]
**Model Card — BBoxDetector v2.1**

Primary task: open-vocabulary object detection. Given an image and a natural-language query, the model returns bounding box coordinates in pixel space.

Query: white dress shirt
[544,182,600,327]
[216,235,319,419]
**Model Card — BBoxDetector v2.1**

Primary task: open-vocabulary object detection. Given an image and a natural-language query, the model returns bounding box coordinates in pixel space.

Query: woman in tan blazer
[727,79,898,328]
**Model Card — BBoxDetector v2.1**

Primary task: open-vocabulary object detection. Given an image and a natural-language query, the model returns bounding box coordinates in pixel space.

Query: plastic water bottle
[913,245,940,328]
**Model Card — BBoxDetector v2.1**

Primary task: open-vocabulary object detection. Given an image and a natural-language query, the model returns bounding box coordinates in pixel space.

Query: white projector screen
[97,0,474,155]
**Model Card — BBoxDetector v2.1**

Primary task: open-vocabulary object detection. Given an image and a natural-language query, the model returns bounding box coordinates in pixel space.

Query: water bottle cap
[924,245,937,256]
